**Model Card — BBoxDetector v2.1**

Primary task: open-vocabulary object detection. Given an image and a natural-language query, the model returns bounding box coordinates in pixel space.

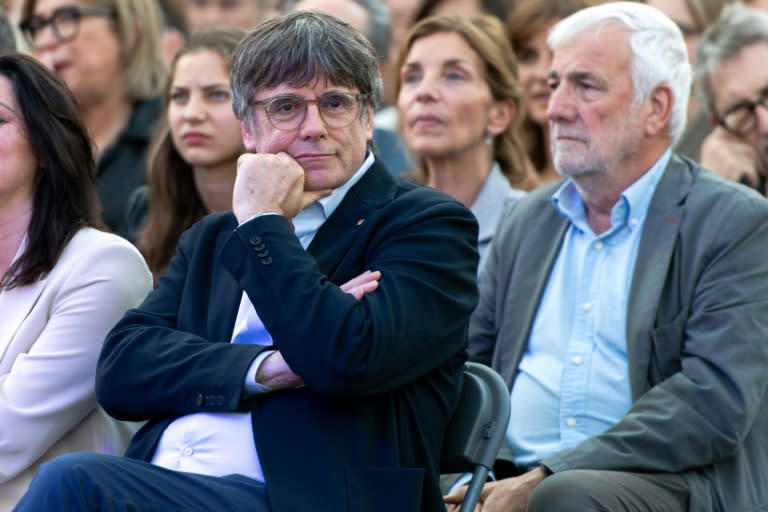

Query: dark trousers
[528,469,690,512]
[13,452,271,512]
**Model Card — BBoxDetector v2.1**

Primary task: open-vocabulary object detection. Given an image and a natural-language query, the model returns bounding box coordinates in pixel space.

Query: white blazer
[0,227,152,509]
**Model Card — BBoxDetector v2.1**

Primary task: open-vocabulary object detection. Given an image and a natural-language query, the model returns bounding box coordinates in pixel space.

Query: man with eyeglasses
[695,3,768,195]
[14,11,479,512]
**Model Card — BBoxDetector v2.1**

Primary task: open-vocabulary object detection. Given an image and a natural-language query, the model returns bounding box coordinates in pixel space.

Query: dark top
[97,97,162,239]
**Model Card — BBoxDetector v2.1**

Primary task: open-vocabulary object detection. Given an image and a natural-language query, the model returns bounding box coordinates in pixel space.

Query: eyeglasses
[717,86,768,137]
[250,92,367,131]
[19,6,116,49]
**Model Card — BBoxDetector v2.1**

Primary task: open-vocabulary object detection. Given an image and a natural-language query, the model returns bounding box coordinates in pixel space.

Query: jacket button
[249,236,262,246]
[261,256,274,265]
[256,249,270,258]
[253,242,266,251]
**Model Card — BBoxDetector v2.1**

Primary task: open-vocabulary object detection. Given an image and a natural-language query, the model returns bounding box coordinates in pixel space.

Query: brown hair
[0,53,102,290]
[394,14,530,185]
[138,26,245,279]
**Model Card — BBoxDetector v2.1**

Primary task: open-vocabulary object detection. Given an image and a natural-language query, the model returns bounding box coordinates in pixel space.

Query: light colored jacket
[0,227,152,509]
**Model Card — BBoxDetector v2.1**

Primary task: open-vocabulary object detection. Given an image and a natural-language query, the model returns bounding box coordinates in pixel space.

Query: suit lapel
[497,197,569,386]
[308,160,398,276]
[626,155,691,398]
[0,277,48,366]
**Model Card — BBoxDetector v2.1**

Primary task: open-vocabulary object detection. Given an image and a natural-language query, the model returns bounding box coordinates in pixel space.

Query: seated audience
[448,2,768,511]
[19,0,166,238]
[14,11,479,511]
[127,26,245,280]
[506,0,596,189]
[695,2,768,194]
[0,53,151,509]
[396,14,530,269]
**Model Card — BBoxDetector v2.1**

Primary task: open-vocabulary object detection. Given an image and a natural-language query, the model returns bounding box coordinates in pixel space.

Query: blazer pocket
[345,466,424,512]
[650,308,687,379]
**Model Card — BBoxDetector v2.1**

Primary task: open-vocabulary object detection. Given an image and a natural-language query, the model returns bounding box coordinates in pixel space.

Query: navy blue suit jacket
[97,161,479,511]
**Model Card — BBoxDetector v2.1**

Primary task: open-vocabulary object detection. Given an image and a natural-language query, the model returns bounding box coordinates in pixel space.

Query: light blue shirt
[507,150,671,468]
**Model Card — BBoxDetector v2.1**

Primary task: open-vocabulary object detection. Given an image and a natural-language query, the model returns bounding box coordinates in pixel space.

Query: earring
[484,135,493,145]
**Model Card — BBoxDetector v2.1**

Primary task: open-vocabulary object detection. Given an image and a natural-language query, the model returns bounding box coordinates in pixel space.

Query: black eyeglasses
[250,92,367,131]
[19,6,116,49]
[717,86,768,137]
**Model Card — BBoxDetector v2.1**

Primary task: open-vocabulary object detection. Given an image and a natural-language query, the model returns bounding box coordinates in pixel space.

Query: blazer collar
[625,153,692,397]
[0,277,48,364]
[308,159,398,276]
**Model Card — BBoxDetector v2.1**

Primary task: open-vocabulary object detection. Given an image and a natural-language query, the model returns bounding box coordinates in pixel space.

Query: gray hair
[548,1,691,145]
[230,10,383,130]
[695,3,768,117]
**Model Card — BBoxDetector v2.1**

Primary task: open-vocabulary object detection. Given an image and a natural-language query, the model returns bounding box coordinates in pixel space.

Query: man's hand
[255,351,305,390]
[700,127,760,188]
[233,152,306,222]
[254,271,381,389]
[340,270,381,300]
[444,467,546,512]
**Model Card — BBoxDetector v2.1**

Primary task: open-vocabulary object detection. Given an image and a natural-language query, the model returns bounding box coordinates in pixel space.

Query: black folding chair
[440,362,511,512]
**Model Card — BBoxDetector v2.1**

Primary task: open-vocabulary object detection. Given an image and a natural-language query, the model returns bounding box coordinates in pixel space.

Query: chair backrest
[440,362,511,474]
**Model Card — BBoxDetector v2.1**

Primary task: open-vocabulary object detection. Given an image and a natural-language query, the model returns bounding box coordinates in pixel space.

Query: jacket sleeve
[221,192,479,397]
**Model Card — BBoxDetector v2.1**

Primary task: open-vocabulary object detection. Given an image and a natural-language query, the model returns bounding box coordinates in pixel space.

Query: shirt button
[629,217,639,226]
[183,447,194,456]
[594,241,604,250]
[582,302,592,312]
[572,356,583,365]
[566,418,577,427]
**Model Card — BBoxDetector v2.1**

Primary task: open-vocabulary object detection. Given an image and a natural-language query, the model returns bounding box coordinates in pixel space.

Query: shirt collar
[292,151,374,243]
[552,148,671,234]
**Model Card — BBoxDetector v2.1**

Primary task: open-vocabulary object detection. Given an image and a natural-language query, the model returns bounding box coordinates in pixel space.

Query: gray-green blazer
[470,153,768,511]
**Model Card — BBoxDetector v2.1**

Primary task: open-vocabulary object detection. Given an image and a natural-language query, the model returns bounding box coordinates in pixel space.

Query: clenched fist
[233,152,306,223]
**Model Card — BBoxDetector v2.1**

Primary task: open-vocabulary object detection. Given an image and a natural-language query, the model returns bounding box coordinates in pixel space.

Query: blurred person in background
[0,53,150,509]
[646,0,733,161]
[695,2,768,194]
[506,0,596,189]
[126,27,246,280]
[19,0,166,239]
[396,14,530,270]
[182,0,278,32]
[159,0,187,69]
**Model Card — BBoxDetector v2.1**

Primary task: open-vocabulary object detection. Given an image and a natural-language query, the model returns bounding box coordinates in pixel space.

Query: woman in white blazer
[0,54,152,509]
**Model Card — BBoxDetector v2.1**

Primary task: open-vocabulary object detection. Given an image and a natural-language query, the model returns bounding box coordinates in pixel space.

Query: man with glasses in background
[14,11,479,512]
[696,2,768,195]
